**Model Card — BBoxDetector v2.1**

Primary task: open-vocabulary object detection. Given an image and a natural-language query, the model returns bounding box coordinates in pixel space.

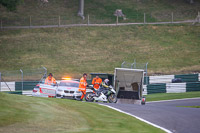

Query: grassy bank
[0,92,165,133]
[0,0,200,26]
[0,25,200,79]
[146,91,200,102]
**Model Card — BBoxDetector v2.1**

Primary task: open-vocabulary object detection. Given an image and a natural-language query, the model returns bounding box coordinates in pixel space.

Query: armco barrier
[147,83,166,94]
[15,81,39,91]
[145,73,200,85]
[186,82,200,92]
[87,79,92,86]
[143,85,147,95]
[144,82,200,95]
[175,74,199,82]
[149,75,174,84]
[4,91,22,95]
[0,82,15,91]
[144,76,149,85]
[166,83,186,93]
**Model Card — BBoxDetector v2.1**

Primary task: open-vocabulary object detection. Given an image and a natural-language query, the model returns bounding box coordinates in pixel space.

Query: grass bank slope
[0,0,200,23]
[0,25,200,78]
[0,93,165,133]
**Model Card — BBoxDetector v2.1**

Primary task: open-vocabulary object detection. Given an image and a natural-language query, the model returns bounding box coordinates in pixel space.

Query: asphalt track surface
[103,98,200,133]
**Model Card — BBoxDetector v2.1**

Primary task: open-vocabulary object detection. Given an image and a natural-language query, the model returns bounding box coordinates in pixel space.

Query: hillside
[0,25,200,79]
[0,0,200,79]
[0,92,165,133]
[0,0,200,26]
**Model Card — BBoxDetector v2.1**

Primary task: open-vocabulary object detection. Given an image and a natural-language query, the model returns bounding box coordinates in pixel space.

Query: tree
[0,0,23,11]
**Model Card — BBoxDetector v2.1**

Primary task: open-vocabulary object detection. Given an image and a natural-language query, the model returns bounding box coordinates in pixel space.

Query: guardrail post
[29,16,32,28]
[116,16,118,25]
[20,69,23,93]
[87,14,90,25]
[58,15,60,27]
[144,13,146,24]
[171,12,174,23]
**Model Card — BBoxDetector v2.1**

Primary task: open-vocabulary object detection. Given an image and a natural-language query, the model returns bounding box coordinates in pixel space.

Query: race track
[103,98,200,133]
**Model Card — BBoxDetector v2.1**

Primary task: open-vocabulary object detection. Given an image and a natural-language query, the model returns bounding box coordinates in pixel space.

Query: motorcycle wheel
[108,94,117,103]
[85,92,94,102]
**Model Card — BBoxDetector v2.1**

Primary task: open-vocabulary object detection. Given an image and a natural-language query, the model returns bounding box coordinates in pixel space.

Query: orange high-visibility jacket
[45,76,56,85]
[92,78,102,89]
[79,77,87,90]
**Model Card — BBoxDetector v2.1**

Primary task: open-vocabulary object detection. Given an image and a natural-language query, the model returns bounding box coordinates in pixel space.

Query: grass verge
[0,25,200,79]
[0,92,165,133]
[146,91,200,102]
[177,106,200,108]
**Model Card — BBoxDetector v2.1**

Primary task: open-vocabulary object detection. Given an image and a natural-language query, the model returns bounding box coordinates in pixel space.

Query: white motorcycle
[85,85,117,103]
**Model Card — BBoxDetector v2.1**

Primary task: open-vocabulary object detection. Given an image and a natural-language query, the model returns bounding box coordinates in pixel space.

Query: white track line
[147,97,200,103]
[99,104,172,133]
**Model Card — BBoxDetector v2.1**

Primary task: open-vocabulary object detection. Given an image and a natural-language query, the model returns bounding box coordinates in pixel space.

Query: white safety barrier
[0,82,15,91]
[149,75,174,84]
[143,85,147,95]
[22,90,33,96]
[199,74,200,81]
[166,83,186,93]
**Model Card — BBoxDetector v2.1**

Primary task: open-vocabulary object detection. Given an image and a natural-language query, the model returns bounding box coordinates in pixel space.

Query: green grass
[0,0,200,26]
[0,25,200,79]
[146,91,200,102]
[0,92,165,133]
[177,106,200,108]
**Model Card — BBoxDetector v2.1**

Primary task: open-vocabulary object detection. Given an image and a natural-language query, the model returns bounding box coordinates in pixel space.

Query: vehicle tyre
[85,92,94,102]
[108,94,117,103]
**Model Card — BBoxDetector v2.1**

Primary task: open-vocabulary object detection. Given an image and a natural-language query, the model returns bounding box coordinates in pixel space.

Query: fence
[0,67,47,94]
[143,73,200,95]
[121,60,148,86]
[0,11,199,29]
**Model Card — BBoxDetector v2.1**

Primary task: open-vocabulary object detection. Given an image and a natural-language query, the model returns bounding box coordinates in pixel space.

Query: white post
[20,69,23,93]
[144,13,146,24]
[171,12,174,23]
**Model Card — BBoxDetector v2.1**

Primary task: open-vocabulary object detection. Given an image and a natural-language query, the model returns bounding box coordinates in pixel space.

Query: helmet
[104,79,109,85]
